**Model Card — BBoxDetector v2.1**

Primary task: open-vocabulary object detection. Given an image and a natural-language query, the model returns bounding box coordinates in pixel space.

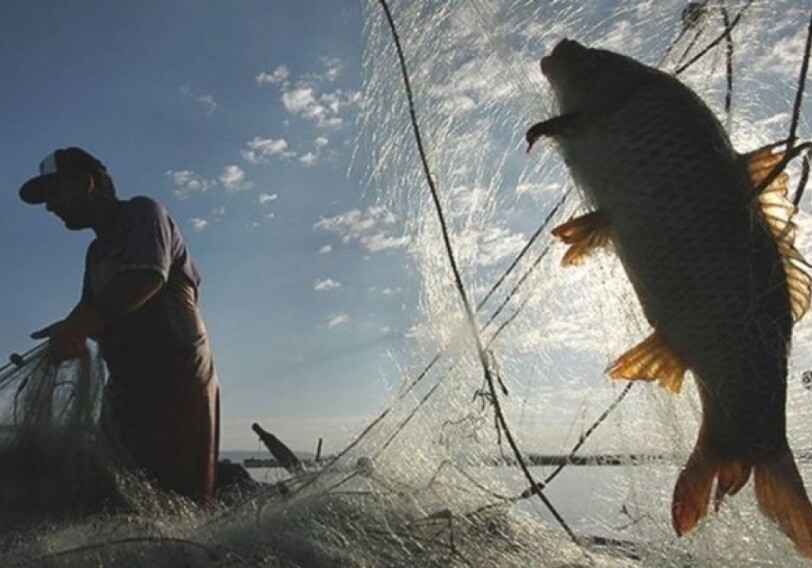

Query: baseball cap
[19,147,114,204]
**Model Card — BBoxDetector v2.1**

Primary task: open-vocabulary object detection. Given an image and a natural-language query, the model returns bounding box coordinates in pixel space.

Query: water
[4,0,812,565]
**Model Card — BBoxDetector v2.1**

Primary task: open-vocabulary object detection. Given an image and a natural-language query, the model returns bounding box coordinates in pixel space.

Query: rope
[377,0,579,545]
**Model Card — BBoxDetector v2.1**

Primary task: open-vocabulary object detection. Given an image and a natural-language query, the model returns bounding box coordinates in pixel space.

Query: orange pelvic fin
[754,451,812,560]
[551,211,611,266]
[607,331,688,393]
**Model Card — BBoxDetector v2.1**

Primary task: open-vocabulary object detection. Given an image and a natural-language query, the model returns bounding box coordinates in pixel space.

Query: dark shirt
[81,197,208,373]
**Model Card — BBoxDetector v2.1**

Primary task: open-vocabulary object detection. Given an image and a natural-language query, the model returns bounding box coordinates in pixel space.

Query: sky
[0,1,418,453]
[1,1,811,459]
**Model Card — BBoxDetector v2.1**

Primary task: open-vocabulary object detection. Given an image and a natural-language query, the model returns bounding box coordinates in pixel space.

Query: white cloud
[180,86,217,114]
[314,278,341,291]
[280,85,361,129]
[219,165,251,192]
[448,184,490,211]
[299,152,317,166]
[456,227,527,267]
[360,233,411,252]
[241,136,294,164]
[282,87,317,114]
[256,65,290,86]
[321,57,342,81]
[189,218,208,232]
[259,193,278,204]
[314,136,329,148]
[325,313,350,329]
[314,206,409,254]
[319,244,333,255]
[166,170,210,199]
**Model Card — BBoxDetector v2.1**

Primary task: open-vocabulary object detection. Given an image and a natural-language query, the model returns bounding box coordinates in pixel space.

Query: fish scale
[528,39,812,558]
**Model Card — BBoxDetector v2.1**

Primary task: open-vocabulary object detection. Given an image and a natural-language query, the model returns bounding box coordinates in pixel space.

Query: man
[19,147,219,505]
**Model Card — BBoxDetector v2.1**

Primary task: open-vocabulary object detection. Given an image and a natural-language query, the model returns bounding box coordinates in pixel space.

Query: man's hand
[32,320,88,362]
[31,304,105,363]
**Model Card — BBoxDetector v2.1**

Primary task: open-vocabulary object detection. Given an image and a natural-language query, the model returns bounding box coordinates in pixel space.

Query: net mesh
[4,1,812,566]
[0,345,108,525]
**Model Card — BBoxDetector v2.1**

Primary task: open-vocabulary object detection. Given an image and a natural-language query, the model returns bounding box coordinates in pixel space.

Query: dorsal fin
[743,145,812,322]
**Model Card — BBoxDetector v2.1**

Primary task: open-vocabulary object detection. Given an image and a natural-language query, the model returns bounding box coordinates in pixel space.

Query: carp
[527,39,812,557]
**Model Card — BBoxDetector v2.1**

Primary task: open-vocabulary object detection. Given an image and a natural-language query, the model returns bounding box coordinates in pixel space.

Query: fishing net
[0,345,107,518]
[4,1,812,566]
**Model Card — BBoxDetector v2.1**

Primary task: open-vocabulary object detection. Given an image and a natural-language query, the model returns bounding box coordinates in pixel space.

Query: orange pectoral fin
[551,211,611,266]
[607,331,689,393]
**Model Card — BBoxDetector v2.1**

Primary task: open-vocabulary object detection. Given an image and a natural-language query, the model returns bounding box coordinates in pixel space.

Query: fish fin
[526,111,586,151]
[672,431,718,536]
[743,146,812,322]
[713,459,751,512]
[551,211,611,266]
[754,450,812,560]
[607,331,688,393]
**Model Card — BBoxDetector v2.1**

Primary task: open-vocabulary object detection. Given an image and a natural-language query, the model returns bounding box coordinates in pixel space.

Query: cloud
[259,193,278,204]
[255,65,290,86]
[325,313,350,329]
[280,85,361,129]
[314,136,329,148]
[180,86,217,114]
[359,233,411,252]
[282,87,317,114]
[166,170,210,199]
[189,218,208,232]
[314,278,341,292]
[241,136,294,164]
[321,56,342,81]
[457,226,527,267]
[319,244,333,255]
[219,165,252,192]
[299,152,317,166]
[313,205,409,253]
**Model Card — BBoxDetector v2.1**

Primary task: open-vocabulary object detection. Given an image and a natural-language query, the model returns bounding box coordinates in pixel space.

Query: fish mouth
[541,38,586,76]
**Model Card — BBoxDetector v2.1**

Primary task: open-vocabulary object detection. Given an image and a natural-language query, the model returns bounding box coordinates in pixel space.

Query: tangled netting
[4,1,812,566]
[0,345,107,524]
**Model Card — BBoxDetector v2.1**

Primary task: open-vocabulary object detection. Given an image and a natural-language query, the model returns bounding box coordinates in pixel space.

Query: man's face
[44,174,93,230]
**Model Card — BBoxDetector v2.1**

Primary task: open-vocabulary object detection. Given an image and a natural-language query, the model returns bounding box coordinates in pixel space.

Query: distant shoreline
[236,451,812,469]
[239,453,671,469]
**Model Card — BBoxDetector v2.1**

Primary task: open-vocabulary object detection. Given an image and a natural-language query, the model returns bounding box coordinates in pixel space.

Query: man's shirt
[82,197,207,368]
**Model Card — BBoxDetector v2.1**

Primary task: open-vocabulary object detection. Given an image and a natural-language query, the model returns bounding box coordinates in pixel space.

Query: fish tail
[672,430,718,536]
[754,451,812,559]
[671,429,752,535]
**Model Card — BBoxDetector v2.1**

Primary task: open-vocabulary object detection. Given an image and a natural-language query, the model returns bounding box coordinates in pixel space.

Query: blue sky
[0,1,418,452]
[2,1,811,459]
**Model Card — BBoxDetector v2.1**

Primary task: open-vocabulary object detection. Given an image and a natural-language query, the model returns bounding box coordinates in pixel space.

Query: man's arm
[88,270,164,321]
[32,271,164,361]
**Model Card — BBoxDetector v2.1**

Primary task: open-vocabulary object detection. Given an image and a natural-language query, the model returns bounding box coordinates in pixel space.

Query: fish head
[542,39,657,114]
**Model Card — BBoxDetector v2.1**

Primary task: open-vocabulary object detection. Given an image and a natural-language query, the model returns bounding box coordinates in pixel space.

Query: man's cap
[19,147,113,204]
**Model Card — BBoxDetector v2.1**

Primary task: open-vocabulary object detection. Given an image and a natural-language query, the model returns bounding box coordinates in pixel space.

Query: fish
[526,38,812,557]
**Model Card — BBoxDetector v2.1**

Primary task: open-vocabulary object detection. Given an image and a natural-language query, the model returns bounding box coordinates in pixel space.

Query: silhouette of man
[19,147,219,505]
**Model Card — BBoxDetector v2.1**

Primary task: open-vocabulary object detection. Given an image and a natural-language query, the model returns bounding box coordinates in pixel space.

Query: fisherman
[18,147,220,506]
